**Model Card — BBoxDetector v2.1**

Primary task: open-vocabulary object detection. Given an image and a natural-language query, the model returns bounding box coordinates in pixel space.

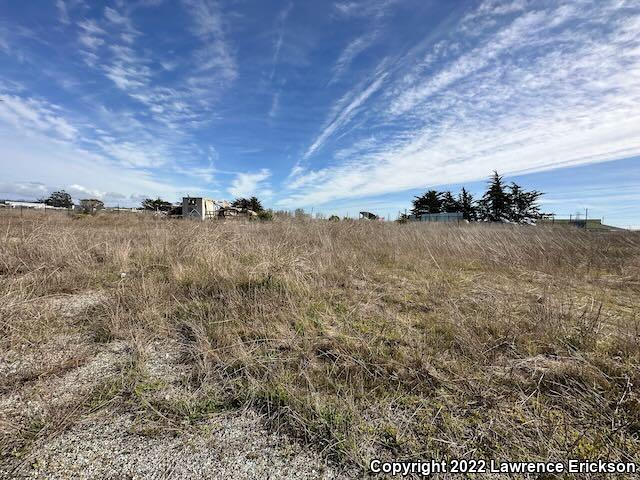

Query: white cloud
[0,181,49,200]
[67,183,105,199]
[0,127,193,205]
[0,89,208,204]
[228,169,271,198]
[0,94,77,139]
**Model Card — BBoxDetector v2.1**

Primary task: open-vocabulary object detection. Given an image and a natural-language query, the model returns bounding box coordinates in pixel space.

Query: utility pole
[585,208,588,230]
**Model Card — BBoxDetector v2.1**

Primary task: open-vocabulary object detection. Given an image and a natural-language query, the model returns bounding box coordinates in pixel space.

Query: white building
[4,201,46,209]
[182,197,222,220]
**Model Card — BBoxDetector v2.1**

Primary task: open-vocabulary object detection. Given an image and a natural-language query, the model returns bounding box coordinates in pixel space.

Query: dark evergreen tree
[40,190,73,208]
[441,191,460,213]
[232,197,249,209]
[411,190,442,215]
[478,171,510,221]
[508,182,543,223]
[248,196,263,212]
[458,187,477,221]
[232,196,263,212]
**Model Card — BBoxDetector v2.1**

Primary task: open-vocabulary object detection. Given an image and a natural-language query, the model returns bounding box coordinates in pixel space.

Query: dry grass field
[1,210,639,477]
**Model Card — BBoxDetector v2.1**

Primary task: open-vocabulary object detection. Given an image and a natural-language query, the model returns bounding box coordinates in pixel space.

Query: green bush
[257,209,274,221]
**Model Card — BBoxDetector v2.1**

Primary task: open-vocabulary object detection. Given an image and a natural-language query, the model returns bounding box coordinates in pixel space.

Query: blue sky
[1,0,639,227]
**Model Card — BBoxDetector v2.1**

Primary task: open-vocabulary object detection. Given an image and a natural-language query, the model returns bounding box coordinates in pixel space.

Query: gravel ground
[0,340,131,438]
[15,409,348,479]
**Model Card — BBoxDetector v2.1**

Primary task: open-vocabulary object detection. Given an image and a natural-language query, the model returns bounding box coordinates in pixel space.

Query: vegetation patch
[1,210,639,473]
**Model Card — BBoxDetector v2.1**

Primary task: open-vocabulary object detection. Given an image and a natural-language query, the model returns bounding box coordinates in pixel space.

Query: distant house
[182,197,222,220]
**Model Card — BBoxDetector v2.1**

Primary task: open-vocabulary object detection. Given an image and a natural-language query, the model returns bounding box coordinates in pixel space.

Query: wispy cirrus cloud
[104,6,140,43]
[283,0,640,208]
[329,34,376,85]
[304,66,388,159]
[55,0,71,25]
[270,2,293,79]
[59,0,240,175]
[182,0,237,83]
[78,19,106,50]
[333,0,398,19]
[269,90,281,118]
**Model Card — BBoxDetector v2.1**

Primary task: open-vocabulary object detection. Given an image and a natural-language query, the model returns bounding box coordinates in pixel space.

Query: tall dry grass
[1,209,640,469]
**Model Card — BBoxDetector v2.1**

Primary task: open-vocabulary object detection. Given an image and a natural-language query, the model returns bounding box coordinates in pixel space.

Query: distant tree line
[142,197,173,212]
[232,196,263,213]
[38,190,105,214]
[410,172,543,224]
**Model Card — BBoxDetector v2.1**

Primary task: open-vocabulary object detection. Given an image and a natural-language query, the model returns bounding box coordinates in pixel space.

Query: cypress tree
[508,182,543,223]
[458,187,477,221]
[441,191,460,213]
[411,190,442,215]
[478,171,510,221]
